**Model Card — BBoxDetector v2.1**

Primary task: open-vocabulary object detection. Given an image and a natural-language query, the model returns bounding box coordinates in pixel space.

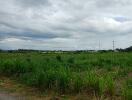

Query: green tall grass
[0,52,131,98]
[122,79,132,100]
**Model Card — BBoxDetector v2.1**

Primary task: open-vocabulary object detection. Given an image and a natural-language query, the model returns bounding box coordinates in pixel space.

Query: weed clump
[122,79,132,100]
[67,57,74,64]
[56,55,62,62]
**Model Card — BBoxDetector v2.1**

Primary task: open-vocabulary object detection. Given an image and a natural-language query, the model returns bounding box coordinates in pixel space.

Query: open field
[0,52,132,99]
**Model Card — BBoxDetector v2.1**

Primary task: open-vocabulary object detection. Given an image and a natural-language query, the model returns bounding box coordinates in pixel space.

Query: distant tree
[124,46,132,52]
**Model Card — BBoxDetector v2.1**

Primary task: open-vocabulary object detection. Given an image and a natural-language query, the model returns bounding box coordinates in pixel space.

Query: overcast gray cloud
[0,0,132,50]
[15,0,51,8]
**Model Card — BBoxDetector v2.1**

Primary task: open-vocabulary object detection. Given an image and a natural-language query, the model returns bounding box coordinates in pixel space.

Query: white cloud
[0,0,132,50]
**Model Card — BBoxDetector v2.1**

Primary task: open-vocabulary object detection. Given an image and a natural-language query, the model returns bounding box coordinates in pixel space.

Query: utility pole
[99,41,101,51]
[113,40,115,51]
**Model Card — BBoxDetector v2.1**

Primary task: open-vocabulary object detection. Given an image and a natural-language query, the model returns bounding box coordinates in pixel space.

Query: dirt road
[0,90,26,100]
[0,92,17,100]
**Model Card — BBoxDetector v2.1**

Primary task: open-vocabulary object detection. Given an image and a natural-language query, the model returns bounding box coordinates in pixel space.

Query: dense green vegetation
[0,52,132,99]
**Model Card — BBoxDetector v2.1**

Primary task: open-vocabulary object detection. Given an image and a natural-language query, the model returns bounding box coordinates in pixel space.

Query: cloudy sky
[0,0,132,50]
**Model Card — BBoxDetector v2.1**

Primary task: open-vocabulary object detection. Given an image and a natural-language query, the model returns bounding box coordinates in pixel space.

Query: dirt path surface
[0,91,17,100]
[0,77,27,100]
[0,87,28,100]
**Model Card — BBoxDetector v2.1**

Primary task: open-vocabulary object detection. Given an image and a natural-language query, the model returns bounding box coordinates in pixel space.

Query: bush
[122,79,132,100]
[56,55,62,62]
[0,60,15,75]
[67,57,75,64]
[84,72,99,91]
[105,75,115,96]
[72,74,84,93]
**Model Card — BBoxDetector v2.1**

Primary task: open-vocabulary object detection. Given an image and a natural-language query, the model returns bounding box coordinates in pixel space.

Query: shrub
[56,68,71,93]
[98,77,106,96]
[105,75,115,96]
[0,60,15,75]
[122,79,132,100]
[56,55,62,62]
[72,74,84,93]
[67,57,75,64]
[83,72,99,93]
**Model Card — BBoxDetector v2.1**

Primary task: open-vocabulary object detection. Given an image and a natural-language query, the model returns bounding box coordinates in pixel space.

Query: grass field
[0,52,132,99]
